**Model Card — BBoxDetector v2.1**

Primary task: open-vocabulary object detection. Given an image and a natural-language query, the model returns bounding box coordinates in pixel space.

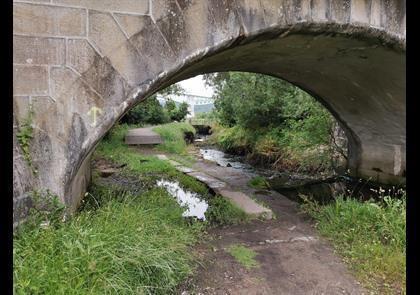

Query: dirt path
[181,151,366,295]
[131,146,365,294]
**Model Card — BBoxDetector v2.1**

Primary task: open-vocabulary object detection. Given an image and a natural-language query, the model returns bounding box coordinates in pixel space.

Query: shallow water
[156,179,209,220]
[199,148,254,171]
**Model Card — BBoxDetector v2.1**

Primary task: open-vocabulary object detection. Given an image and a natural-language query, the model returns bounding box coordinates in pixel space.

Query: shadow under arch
[58,24,405,212]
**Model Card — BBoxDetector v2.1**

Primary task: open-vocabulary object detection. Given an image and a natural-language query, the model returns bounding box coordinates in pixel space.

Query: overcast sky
[177,75,214,97]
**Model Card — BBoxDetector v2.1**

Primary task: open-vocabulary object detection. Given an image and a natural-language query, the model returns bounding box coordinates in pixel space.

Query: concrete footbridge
[13,0,405,222]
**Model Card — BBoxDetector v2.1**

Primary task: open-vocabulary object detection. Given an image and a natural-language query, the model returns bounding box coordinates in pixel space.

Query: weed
[226,244,259,269]
[248,176,270,189]
[300,195,406,294]
[153,122,196,154]
[205,196,249,226]
[16,108,36,173]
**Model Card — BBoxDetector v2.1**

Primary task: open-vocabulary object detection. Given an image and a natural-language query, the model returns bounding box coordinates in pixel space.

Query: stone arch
[13,0,405,222]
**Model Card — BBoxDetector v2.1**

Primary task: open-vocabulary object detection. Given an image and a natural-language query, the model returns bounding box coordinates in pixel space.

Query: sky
[177,75,214,97]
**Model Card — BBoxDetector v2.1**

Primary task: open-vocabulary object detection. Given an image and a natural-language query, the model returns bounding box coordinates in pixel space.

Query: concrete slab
[175,166,196,173]
[155,154,168,160]
[168,160,182,167]
[215,189,273,220]
[125,127,163,145]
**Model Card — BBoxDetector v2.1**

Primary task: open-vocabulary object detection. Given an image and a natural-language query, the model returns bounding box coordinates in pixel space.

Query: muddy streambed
[195,143,404,203]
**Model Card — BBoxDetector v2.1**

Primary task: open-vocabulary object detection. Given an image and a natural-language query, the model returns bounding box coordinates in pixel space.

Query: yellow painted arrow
[87,106,103,127]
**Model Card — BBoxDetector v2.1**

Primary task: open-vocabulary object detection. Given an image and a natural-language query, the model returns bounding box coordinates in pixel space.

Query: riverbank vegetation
[204,72,345,173]
[301,194,406,294]
[14,123,249,294]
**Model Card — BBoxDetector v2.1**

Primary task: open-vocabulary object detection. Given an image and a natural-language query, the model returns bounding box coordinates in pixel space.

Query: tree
[121,84,185,125]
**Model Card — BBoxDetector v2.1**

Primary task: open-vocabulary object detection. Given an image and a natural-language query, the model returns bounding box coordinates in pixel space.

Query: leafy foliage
[205,72,340,172]
[121,84,190,125]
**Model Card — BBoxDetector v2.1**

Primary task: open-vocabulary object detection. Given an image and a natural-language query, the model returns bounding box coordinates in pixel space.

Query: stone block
[207,0,242,43]
[330,0,351,23]
[350,0,371,24]
[130,16,175,75]
[88,10,127,57]
[31,96,56,118]
[13,35,65,65]
[13,3,87,36]
[114,13,147,39]
[50,66,80,102]
[151,0,180,21]
[53,0,149,15]
[258,0,287,26]
[310,0,329,22]
[67,38,99,74]
[13,65,49,96]
[108,41,149,86]
[370,0,381,27]
[155,10,187,56]
[174,0,212,53]
[234,0,266,33]
[13,96,30,126]
[80,56,129,105]
[381,0,405,35]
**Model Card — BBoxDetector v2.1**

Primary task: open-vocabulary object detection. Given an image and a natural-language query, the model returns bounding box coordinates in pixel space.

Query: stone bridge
[13,0,406,224]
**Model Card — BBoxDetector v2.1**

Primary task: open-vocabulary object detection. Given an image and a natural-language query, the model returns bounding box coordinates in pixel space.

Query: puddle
[156,179,209,220]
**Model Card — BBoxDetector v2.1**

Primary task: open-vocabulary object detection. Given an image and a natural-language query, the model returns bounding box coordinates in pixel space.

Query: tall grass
[14,186,203,294]
[301,195,406,294]
[14,123,250,294]
[153,122,195,154]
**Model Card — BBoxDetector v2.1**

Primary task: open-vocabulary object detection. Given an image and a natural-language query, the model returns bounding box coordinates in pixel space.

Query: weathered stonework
[13,0,406,224]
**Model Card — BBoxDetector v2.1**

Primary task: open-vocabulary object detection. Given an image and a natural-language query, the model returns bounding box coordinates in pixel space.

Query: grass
[205,197,249,226]
[248,176,270,190]
[96,124,207,194]
[226,244,259,270]
[301,195,406,294]
[14,123,251,294]
[14,185,204,294]
[153,122,196,154]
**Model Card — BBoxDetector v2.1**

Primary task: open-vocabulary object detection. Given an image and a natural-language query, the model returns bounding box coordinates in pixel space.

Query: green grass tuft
[248,176,270,190]
[14,185,204,294]
[226,244,259,270]
[301,195,406,294]
[153,122,195,154]
[205,196,249,226]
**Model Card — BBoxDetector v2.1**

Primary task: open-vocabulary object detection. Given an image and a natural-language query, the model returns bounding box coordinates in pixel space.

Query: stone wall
[13,0,406,224]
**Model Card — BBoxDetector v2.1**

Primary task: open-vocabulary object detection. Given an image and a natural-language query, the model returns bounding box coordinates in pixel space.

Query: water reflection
[156,179,208,220]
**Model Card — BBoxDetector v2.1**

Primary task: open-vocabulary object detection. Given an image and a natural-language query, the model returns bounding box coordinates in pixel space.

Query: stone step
[157,155,273,220]
[125,127,163,145]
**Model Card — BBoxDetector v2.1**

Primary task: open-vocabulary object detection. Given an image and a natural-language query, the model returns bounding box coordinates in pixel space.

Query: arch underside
[13,0,405,223]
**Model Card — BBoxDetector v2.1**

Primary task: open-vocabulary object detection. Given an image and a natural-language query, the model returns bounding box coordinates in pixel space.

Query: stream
[193,134,405,203]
